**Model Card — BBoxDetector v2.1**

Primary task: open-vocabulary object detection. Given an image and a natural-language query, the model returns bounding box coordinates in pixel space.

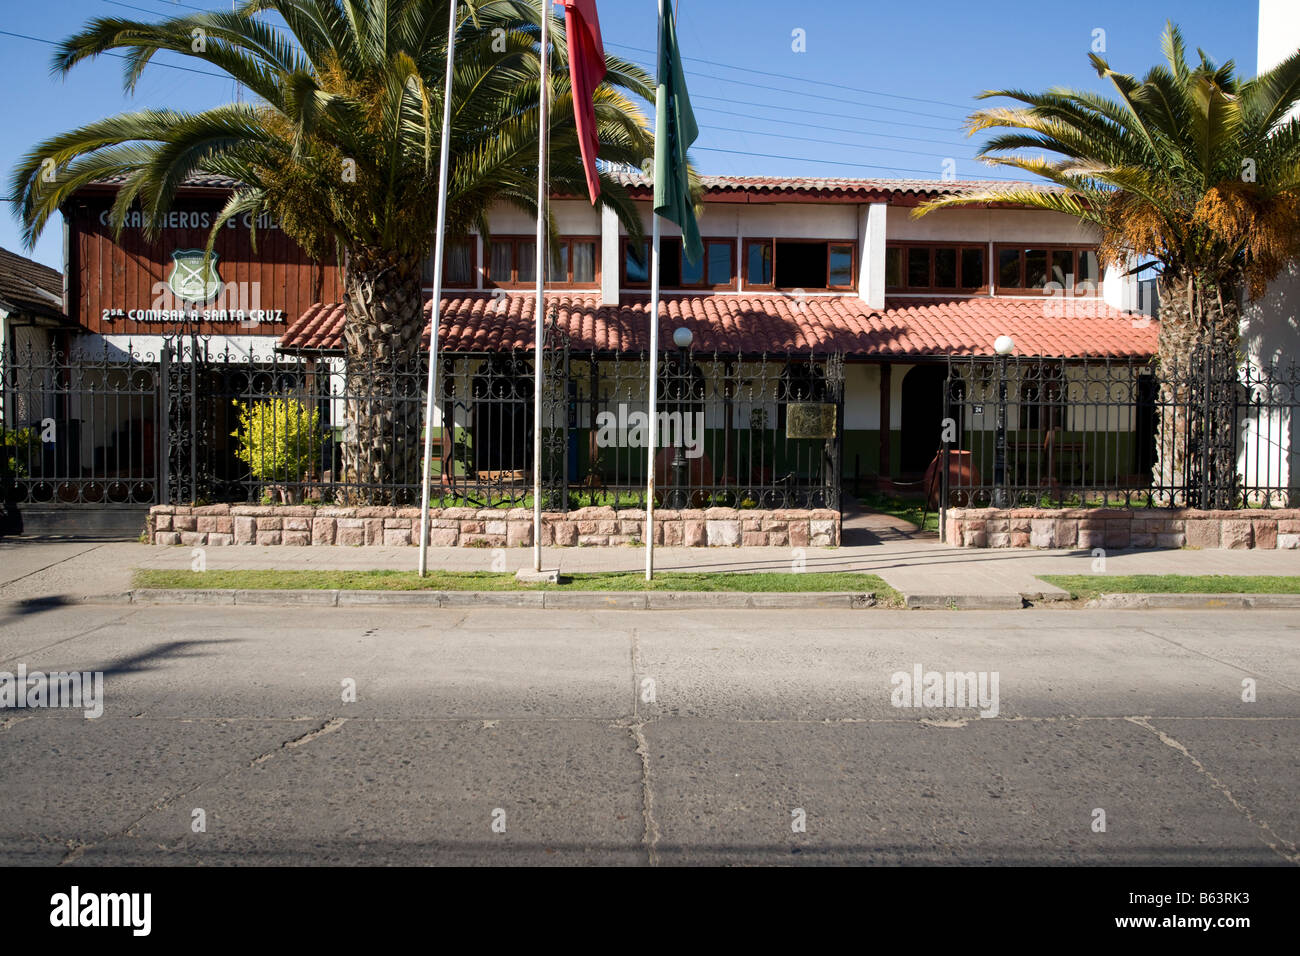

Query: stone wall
[944,508,1300,550]
[148,505,841,548]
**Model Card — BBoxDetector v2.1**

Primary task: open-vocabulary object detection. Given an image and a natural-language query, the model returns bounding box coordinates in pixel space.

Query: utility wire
[0,28,230,80]
[603,39,974,113]
[690,145,1025,181]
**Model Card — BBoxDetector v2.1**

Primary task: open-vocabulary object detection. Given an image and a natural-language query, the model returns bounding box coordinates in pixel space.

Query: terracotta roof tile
[0,246,64,320]
[609,172,1060,202]
[279,293,1156,359]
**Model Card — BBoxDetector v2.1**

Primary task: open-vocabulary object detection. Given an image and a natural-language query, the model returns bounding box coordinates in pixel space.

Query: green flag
[653,0,701,264]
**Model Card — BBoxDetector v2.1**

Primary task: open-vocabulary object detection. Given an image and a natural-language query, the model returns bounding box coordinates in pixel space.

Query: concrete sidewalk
[2,506,1296,607]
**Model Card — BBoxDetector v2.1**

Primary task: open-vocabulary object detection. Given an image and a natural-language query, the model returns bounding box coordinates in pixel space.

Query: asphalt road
[0,601,1296,866]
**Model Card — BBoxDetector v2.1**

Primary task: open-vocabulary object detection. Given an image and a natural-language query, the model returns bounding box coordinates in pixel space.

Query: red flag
[561,0,606,204]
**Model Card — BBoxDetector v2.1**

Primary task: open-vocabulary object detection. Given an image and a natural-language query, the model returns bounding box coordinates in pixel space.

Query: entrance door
[900,365,948,475]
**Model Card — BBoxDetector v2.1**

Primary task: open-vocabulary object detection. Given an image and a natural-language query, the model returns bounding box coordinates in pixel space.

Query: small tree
[232,399,323,501]
[916,22,1300,506]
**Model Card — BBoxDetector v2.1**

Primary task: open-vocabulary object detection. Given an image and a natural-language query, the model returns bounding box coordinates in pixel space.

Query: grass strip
[133,568,901,600]
[1039,574,1300,602]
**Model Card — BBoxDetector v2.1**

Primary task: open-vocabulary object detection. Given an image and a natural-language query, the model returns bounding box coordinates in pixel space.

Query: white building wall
[1247,0,1300,495]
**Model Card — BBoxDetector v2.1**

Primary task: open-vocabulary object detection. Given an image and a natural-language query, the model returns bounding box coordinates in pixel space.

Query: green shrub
[231,399,323,483]
[1,428,40,479]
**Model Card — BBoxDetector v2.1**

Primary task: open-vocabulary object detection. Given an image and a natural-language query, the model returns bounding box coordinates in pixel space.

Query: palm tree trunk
[1153,272,1240,508]
[340,249,425,504]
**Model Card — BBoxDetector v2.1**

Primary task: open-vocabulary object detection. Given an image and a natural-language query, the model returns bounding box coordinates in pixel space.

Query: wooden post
[878,362,892,487]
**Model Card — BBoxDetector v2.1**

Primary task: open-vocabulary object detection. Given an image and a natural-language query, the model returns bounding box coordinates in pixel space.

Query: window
[742,239,856,291]
[622,237,736,289]
[994,245,1101,293]
[745,240,773,288]
[424,238,477,288]
[485,237,536,286]
[885,243,987,293]
[489,236,597,288]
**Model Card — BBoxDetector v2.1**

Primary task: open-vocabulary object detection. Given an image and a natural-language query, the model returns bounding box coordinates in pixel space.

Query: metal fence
[1,329,844,512]
[940,349,1300,511]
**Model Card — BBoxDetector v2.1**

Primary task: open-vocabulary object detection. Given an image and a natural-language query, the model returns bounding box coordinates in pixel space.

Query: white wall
[1247,0,1300,493]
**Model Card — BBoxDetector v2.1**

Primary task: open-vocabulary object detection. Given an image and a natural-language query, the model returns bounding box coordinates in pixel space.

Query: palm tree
[917,22,1300,506]
[10,0,654,501]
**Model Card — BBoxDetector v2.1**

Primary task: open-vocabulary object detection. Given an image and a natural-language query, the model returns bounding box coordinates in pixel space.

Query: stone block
[1220,520,1253,549]
[428,528,459,547]
[683,521,707,547]
[1252,521,1278,550]
[383,528,412,547]
[336,525,364,547]
[1185,520,1221,549]
[256,531,282,546]
[707,520,741,546]
[741,532,768,547]
[311,518,336,545]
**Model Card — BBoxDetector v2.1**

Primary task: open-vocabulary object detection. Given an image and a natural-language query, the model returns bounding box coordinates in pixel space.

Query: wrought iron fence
[940,349,1300,512]
[0,341,162,507]
[2,328,845,512]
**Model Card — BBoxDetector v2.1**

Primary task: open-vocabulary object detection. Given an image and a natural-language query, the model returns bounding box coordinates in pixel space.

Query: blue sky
[1,0,1262,269]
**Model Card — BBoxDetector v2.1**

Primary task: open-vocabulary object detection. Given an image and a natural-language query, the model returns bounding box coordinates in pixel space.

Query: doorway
[900,364,949,475]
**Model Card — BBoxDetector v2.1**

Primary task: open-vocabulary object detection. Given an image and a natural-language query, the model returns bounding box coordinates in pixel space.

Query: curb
[112,588,884,609]
[1085,592,1300,609]
[903,593,1026,610]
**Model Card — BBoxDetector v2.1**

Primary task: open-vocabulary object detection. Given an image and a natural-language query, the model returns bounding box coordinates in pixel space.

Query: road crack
[1126,716,1299,865]
[249,716,347,767]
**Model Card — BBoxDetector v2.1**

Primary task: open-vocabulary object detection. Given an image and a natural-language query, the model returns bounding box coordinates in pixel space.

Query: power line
[693,105,972,151]
[666,66,970,124]
[604,39,974,114]
[701,124,984,164]
[0,28,230,80]
[690,91,960,134]
[689,145,1024,181]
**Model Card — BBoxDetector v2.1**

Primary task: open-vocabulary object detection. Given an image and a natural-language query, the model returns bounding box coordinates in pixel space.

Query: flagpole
[645,0,665,582]
[532,1,551,572]
[417,0,460,577]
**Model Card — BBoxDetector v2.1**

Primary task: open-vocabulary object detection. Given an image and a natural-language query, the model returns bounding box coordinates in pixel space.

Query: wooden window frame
[993,244,1101,294]
[425,237,479,290]
[740,238,857,292]
[743,239,775,291]
[486,235,600,289]
[621,236,736,291]
[884,242,988,294]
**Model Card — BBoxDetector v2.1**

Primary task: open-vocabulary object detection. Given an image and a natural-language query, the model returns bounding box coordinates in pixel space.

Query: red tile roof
[0,246,64,320]
[83,171,1051,205]
[280,293,1156,359]
[610,172,1059,204]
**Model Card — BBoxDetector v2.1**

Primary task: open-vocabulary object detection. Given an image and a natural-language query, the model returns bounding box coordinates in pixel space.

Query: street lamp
[669,327,693,508]
[992,335,1014,508]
